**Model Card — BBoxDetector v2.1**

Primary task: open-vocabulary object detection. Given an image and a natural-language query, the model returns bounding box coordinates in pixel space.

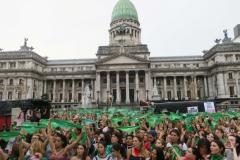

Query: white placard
[204,102,215,113]
[187,106,198,114]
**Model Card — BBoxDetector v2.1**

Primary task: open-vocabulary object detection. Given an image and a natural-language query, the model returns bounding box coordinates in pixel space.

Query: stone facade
[0,1,240,106]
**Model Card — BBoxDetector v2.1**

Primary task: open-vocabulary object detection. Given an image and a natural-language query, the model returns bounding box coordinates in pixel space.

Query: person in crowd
[150,147,165,160]
[70,144,91,160]
[197,138,211,160]
[111,143,124,160]
[47,119,82,160]
[93,141,112,160]
[127,135,150,160]
[210,140,225,160]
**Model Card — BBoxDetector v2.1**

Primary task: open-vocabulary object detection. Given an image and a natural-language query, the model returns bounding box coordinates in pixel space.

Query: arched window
[9,79,13,85]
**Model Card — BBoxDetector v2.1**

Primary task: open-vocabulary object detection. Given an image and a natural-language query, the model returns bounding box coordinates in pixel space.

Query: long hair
[78,144,88,160]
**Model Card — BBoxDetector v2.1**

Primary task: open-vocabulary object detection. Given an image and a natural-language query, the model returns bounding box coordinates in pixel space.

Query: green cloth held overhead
[117,126,140,133]
[0,131,20,141]
[51,119,82,130]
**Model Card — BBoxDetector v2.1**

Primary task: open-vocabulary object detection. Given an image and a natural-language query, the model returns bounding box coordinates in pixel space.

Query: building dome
[111,0,139,23]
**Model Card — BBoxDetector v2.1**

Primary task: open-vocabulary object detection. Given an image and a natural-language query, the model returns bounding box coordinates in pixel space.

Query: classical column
[107,72,110,92]
[13,79,16,100]
[194,76,198,100]
[145,71,149,100]
[3,79,6,100]
[62,79,65,102]
[71,79,75,102]
[126,71,130,103]
[91,79,94,100]
[216,72,225,98]
[44,80,47,94]
[116,71,120,104]
[81,79,84,103]
[204,76,208,98]
[95,72,101,102]
[163,76,167,100]
[183,76,188,100]
[173,76,178,100]
[27,78,33,99]
[135,71,139,103]
[235,72,239,96]
[53,80,56,102]
[154,77,157,88]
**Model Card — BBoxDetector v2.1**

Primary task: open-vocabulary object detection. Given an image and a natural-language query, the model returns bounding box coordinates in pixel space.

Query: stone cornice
[0,69,43,76]
[96,53,150,65]
[203,43,240,59]
[150,56,204,62]
[0,51,47,64]
[150,67,208,73]
[96,44,149,55]
[208,61,240,70]
[43,70,96,76]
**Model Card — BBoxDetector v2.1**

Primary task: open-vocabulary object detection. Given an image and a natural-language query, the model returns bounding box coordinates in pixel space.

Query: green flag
[117,126,140,133]
[0,131,20,141]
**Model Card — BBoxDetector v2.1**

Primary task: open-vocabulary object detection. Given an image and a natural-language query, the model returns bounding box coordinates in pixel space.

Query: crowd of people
[0,108,239,160]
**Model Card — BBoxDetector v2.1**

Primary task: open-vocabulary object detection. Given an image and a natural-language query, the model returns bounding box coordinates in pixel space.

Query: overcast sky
[0,0,239,59]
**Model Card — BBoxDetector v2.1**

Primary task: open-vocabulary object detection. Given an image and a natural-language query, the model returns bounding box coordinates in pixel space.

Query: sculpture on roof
[24,38,28,46]
[222,29,232,43]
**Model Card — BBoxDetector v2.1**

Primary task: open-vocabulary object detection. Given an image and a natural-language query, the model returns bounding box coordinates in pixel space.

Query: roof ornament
[24,38,28,47]
[20,38,34,51]
[214,39,221,44]
[222,29,232,43]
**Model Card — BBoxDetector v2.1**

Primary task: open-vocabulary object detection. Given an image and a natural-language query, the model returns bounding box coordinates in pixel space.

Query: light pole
[107,91,109,111]
[136,90,139,105]
[97,91,100,109]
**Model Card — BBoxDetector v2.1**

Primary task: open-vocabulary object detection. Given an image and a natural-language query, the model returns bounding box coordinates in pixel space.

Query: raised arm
[47,118,56,154]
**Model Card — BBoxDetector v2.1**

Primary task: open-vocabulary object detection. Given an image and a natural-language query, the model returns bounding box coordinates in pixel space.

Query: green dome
[111,0,139,23]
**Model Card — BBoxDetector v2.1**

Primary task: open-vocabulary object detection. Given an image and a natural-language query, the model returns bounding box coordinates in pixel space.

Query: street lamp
[107,91,109,111]
[97,91,100,109]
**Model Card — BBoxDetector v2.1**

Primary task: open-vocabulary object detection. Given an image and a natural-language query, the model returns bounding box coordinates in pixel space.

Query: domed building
[0,0,240,109]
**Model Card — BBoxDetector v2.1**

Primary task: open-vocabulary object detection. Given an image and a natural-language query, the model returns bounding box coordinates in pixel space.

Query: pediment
[97,54,149,65]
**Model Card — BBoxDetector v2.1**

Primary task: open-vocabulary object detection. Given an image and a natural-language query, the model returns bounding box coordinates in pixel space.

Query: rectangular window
[129,77,134,83]
[103,78,107,84]
[9,62,16,69]
[120,77,125,83]
[69,93,72,101]
[177,91,181,100]
[9,79,14,85]
[59,93,63,101]
[78,82,82,88]
[112,78,116,83]
[78,93,82,102]
[0,92,2,100]
[229,73,233,79]
[197,90,201,99]
[8,92,12,100]
[33,92,35,99]
[18,92,22,100]
[229,87,235,97]
[0,79,3,85]
[167,79,171,86]
[19,79,23,85]
[187,90,191,99]
[167,91,172,100]
[157,79,161,86]
[139,77,144,83]
[177,79,181,85]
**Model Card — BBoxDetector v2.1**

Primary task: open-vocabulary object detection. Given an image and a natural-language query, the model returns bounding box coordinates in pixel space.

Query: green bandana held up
[0,131,20,141]
[117,126,140,133]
